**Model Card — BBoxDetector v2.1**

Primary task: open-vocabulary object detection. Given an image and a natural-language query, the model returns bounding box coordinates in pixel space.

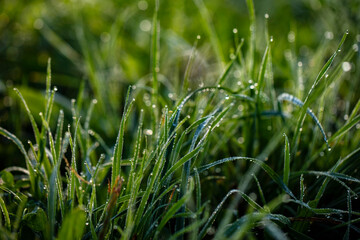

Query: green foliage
[1,0,360,239]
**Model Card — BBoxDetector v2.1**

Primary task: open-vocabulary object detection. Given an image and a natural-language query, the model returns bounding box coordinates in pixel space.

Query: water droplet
[264,13,269,19]
[197,35,201,40]
[225,96,229,100]
[138,0,148,10]
[85,222,89,226]
[249,85,255,90]
[298,61,303,67]
[71,99,76,103]
[352,44,359,55]
[270,36,274,42]
[344,114,349,120]
[320,152,324,157]
[92,99,98,104]
[327,147,332,152]
[299,128,303,132]
[237,81,242,86]
[139,19,151,32]
[152,104,156,109]
[144,129,153,136]
[233,28,238,34]
[53,86,58,92]
[217,84,221,88]
[324,31,334,40]
[342,62,351,72]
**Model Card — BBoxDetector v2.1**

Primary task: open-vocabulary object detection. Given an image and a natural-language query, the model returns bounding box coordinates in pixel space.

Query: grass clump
[1,1,360,239]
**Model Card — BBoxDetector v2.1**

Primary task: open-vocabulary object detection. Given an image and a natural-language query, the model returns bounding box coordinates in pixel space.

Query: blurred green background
[0,0,359,168]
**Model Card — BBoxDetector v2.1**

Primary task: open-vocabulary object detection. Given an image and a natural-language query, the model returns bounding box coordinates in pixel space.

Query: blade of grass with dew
[0,197,10,230]
[48,160,61,240]
[278,93,330,150]
[253,174,266,206]
[155,179,194,237]
[199,189,263,239]
[283,133,290,186]
[13,88,41,152]
[112,87,133,186]
[217,41,244,86]
[291,31,348,157]
[0,127,36,194]
[70,118,81,210]
[256,45,269,104]
[304,114,360,170]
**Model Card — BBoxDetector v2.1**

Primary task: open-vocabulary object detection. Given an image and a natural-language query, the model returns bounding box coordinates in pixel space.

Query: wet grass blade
[278,93,330,149]
[0,127,36,194]
[0,197,10,230]
[13,88,41,147]
[112,87,133,186]
[283,133,290,186]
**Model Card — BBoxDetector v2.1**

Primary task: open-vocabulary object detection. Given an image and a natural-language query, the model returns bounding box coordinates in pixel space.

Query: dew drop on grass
[197,35,201,40]
[270,36,274,42]
[53,86,58,91]
[138,0,148,10]
[356,123,360,129]
[233,28,238,34]
[144,129,153,136]
[249,85,255,90]
[353,44,359,52]
[342,62,351,72]
[324,31,334,40]
[264,13,269,19]
[288,31,295,43]
[92,99,97,104]
[320,152,324,157]
[327,147,332,152]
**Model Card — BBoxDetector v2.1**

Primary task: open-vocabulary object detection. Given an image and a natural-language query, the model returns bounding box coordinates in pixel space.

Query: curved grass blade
[194,156,296,199]
[13,88,41,147]
[199,189,263,239]
[278,93,330,149]
[0,127,36,194]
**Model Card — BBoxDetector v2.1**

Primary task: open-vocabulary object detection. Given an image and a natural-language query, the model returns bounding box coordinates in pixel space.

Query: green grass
[1,0,360,239]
